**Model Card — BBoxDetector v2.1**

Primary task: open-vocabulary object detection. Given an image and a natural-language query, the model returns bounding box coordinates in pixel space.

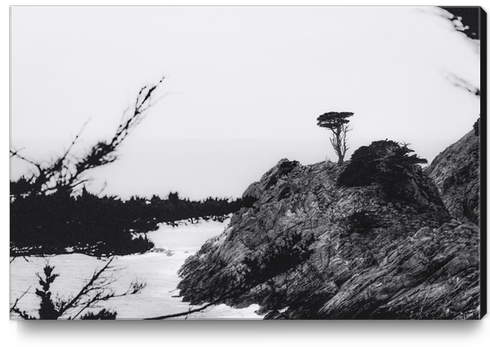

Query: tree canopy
[317,111,354,164]
[317,111,354,130]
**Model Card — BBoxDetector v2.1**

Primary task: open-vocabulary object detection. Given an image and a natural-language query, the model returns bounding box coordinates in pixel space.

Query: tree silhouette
[317,111,353,164]
[10,76,246,320]
[10,78,166,257]
[10,77,166,198]
[10,258,145,320]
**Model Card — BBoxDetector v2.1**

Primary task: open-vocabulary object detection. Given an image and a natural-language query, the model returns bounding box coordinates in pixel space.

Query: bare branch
[10,77,166,198]
[57,257,116,316]
[145,286,241,320]
[442,70,480,97]
[10,286,32,314]
[145,301,218,320]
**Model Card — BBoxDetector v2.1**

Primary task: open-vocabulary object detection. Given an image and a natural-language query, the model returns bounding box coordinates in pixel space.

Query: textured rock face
[425,128,480,224]
[177,156,481,319]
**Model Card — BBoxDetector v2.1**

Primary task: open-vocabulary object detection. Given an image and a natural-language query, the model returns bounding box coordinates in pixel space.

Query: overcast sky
[10,6,480,200]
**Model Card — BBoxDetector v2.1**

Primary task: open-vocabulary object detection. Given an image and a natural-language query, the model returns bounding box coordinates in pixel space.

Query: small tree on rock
[317,111,353,164]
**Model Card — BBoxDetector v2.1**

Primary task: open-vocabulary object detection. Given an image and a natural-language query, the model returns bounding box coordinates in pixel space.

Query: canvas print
[10,6,485,320]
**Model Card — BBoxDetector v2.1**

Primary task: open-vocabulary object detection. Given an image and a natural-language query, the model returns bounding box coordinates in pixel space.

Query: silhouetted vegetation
[317,111,354,164]
[10,258,144,320]
[338,140,428,202]
[241,195,259,208]
[10,77,166,197]
[10,188,244,257]
[10,77,244,258]
[10,78,166,257]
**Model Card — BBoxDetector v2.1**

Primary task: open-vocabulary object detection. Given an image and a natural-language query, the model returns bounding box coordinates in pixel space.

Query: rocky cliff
[425,127,480,225]
[177,138,481,320]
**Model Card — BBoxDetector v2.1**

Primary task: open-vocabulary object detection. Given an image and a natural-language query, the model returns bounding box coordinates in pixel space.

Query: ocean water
[9,219,262,320]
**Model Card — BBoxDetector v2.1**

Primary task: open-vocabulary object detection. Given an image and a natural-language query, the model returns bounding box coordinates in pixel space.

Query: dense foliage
[338,140,428,202]
[10,188,243,257]
[10,77,244,258]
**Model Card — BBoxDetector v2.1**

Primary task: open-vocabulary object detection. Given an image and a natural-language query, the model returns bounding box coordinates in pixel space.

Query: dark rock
[473,117,480,136]
[176,120,483,320]
[425,126,480,224]
[177,151,481,319]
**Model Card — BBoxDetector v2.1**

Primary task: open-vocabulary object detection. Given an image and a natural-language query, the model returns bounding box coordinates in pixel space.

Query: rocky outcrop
[425,127,480,224]
[177,154,481,319]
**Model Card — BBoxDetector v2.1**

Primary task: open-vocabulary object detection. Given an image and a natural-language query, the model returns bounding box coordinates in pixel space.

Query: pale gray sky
[10,6,480,200]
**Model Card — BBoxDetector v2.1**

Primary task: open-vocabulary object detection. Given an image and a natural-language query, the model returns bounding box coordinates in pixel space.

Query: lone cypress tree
[317,111,353,164]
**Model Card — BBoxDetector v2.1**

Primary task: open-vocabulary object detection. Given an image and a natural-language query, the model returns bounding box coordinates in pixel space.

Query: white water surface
[9,219,262,320]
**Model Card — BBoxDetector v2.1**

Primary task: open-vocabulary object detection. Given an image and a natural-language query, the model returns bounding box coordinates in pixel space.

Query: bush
[10,188,244,257]
[10,189,155,257]
[338,140,427,202]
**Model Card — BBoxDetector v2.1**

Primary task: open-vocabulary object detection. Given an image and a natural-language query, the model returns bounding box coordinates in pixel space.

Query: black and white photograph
[9,4,485,327]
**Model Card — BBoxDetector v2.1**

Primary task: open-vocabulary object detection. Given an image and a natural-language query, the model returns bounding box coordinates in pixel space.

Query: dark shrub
[80,309,117,320]
[338,140,427,202]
